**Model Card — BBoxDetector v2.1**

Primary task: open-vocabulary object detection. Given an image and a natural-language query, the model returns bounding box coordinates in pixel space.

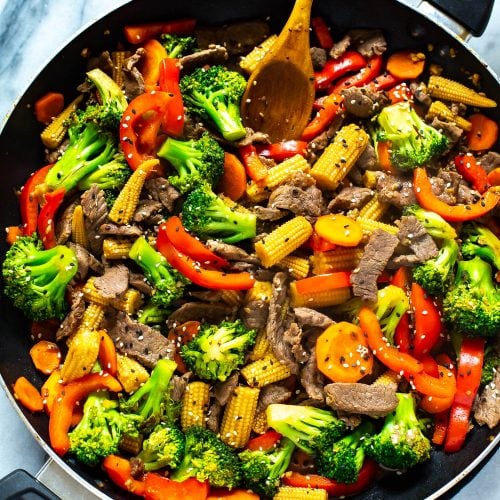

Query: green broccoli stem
[87,68,128,111]
[394,392,420,426]
[129,236,169,284]
[434,239,459,273]
[456,256,496,292]
[157,137,201,176]
[269,437,296,478]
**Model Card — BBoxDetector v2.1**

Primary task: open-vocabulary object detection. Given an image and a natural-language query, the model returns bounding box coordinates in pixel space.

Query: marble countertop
[0,0,498,498]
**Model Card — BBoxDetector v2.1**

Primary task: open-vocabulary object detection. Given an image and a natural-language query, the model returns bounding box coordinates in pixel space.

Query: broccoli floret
[161,34,197,58]
[403,204,457,240]
[43,121,116,193]
[157,132,224,193]
[180,65,247,141]
[376,102,448,171]
[413,239,459,297]
[481,347,500,387]
[316,421,375,484]
[129,236,188,309]
[170,426,241,488]
[461,222,500,270]
[266,404,347,455]
[2,235,77,321]
[443,256,500,338]
[137,424,185,471]
[239,437,295,498]
[181,319,256,382]
[69,392,143,467]
[77,153,131,191]
[137,301,170,325]
[363,393,431,470]
[182,183,257,243]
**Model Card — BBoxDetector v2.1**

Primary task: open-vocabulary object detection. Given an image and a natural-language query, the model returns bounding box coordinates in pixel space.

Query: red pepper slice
[413,167,500,222]
[454,153,489,194]
[141,39,168,91]
[159,58,185,136]
[369,72,402,91]
[304,231,337,252]
[124,18,196,45]
[311,16,334,50]
[103,455,146,496]
[432,410,449,445]
[412,365,456,399]
[416,353,440,378]
[37,187,65,249]
[161,217,229,269]
[302,93,344,142]
[246,430,282,451]
[256,140,309,162]
[330,54,384,94]
[410,282,442,356]
[314,51,366,90]
[386,82,413,104]
[20,164,53,236]
[144,474,209,500]
[239,144,269,182]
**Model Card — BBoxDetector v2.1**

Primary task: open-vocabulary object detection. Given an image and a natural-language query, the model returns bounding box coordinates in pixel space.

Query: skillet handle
[422,0,494,37]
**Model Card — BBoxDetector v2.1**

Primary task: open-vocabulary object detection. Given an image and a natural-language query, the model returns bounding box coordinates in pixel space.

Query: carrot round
[34,92,64,124]
[29,340,61,375]
[314,214,363,247]
[386,50,425,80]
[208,490,260,500]
[98,331,118,376]
[376,141,397,174]
[5,225,23,246]
[218,152,248,201]
[41,368,62,415]
[13,376,44,413]
[486,167,500,186]
[467,113,499,151]
[316,322,373,382]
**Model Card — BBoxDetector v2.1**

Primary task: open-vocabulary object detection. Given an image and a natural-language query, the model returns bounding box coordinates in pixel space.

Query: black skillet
[0,1,498,498]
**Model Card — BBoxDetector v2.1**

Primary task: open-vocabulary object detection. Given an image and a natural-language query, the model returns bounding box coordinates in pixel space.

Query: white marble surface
[0,0,498,498]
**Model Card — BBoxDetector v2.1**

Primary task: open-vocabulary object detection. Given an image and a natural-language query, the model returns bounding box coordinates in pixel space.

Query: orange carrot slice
[13,376,44,412]
[218,152,247,201]
[467,113,498,151]
[386,50,425,80]
[315,214,363,247]
[29,340,61,375]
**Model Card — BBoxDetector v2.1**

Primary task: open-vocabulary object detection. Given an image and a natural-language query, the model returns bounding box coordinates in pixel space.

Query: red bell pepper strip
[444,338,485,453]
[416,353,440,378]
[304,232,337,252]
[314,51,366,90]
[294,271,351,295]
[157,233,255,290]
[124,18,196,45]
[246,430,282,451]
[161,217,229,269]
[301,93,344,141]
[239,145,268,182]
[141,39,168,91]
[37,187,65,249]
[49,372,122,456]
[144,474,209,500]
[387,82,413,104]
[390,268,412,353]
[311,16,334,50]
[359,306,423,376]
[282,459,378,496]
[454,153,489,194]
[432,411,449,445]
[20,164,53,236]
[103,455,146,496]
[410,282,442,356]
[435,353,456,377]
[330,54,384,94]
[413,167,500,222]
[369,72,402,91]
[256,140,309,162]
[411,365,456,399]
[159,58,185,136]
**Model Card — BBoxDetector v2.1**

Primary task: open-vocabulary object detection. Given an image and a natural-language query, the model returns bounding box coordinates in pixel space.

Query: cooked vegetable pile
[2,11,499,500]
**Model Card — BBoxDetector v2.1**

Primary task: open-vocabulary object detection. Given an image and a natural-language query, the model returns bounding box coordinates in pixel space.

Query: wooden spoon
[240,0,315,142]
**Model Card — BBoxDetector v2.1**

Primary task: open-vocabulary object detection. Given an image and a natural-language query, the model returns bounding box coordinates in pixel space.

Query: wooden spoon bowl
[241,0,315,142]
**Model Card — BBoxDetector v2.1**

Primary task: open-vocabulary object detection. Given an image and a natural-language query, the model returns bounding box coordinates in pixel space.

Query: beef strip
[189,290,226,303]
[123,49,145,101]
[293,308,333,329]
[109,312,175,369]
[341,86,389,118]
[143,177,180,213]
[474,371,500,429]
[129,271,153,296]
[306,114,345,162]
[410,81,432,107]
[329,35,351,59]
[166,302,236,328]
[67,242,104,281]
[300,350,326,402]
[239,300,269,330]
[268,184,324,218]
[205,240,259,263]
[478,151,500,173]
[93,264,129,299]
[99,222,143,237]
[351,229,399,302]
[81,185,108,255]
[56,200,78,245]
[396,215,438,262]
[206,400,223,433]
[375,171,416,209]
[87,50,114,76]
[431,117,463,149]
[328,186,373,212]
[354,143,377,172]
[237,128,270,147]
[171,373,191,402]
[325,382,399,417]
[266,272,299,374]
[284,322,308,364]
[336,411,363,428]
[179,45,228,74]
[457,182,480,205]
[256,383,292,414]
[310,46,327,70]
[214,372,239,406]
[133,199,163,223]
[253,206,286,221]
[57,290,86,341]
[348,29,387,57]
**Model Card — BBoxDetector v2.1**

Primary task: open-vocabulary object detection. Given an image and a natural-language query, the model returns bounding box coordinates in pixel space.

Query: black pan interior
[0,1,498,498]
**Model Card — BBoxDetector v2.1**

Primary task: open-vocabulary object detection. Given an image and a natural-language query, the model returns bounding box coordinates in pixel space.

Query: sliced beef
[310,46,327,70]
[410,81,432,107]
[87,50,114,76]
[284,322,307,364]
[179,45,228,74]
[81,185,108,255]
[306,114,345,163]
[166,302,236,328]
[129,271,153,296]
[205,240,259,263]
[337,411,363,428]
[189,290,226,303]
[268,184,324,218]
[171,373,191,402]
[329,35,351,59]
[237,128,270,147]
[354,143,377,172]
[300,350,325,402]
[253,206,286,221]
[239,300,269,330]
[256,383,292,414]
[99,222,143,237]
[266,272,299,375]
[328,186,373,212]
[287,171,317,189]
[293,308,333,329]
[341,86,389,118]
[206,400,223,433]
[348,29,387,57]
[56,200,78,245]
[474,371,500,429]
[123,49,145,101]
[375,171,416,209]
[67,242,104,281]
[214,371,239,406]
[429,169,462,205]
[143,177,180,213]
[431,117,463,149]
[57,290,86,341]
[478,151,500,173]
[93,264,129,299]
[396,215,438,262]
[109,312,175,369]
[457,182,480,205]
[133,199,163,223]
[351,229,399,302]
[325,382,398,417]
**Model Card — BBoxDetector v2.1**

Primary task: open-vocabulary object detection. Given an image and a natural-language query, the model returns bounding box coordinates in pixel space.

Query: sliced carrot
[218,152,247,201]
[294,271,351,295]
[316,322,373,383]
[486,167,500,186]
[5,225,23,245]
[167,320,201,373]
[13,376,44,413]
[41,368,62,415]
[467,113,499,151]
[376,140,397,174]
[99,331,118,376]
[34,92,64,124]
[386,50,425,80]
[239,145,268,182]
[315,214,363,247]
[29,340,61,375]
[208,490,259,500]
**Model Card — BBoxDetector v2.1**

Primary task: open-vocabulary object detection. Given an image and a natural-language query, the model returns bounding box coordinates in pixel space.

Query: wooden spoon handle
[279,0,314,51]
